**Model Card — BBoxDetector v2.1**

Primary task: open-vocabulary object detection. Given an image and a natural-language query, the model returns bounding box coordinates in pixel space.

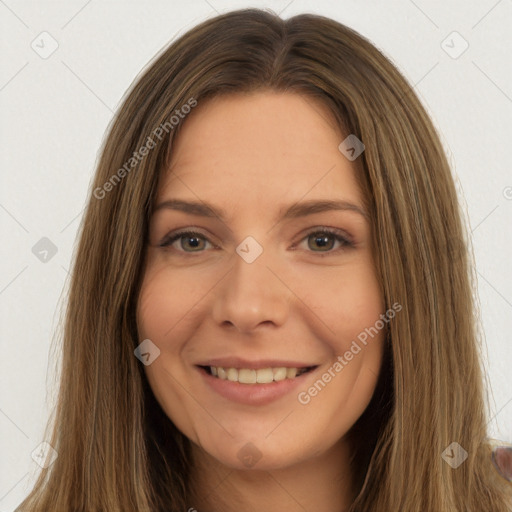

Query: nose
[211,249,290,333]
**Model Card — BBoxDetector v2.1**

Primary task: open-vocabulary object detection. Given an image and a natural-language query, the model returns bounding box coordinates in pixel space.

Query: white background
[1,1,511,510]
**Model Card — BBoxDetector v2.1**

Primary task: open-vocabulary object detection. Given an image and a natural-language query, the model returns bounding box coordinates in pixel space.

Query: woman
[16,8,512,512]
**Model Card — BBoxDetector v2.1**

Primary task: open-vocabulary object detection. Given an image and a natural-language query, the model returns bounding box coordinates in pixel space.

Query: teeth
[256,368,273,383]
[286,367,297,378]
[273,367,287,381]
[226,368,238,382]
[208,366,309,384]
[238,369,257,384]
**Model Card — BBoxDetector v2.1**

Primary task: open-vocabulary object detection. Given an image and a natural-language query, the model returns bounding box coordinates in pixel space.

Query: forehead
[158,92,362,208]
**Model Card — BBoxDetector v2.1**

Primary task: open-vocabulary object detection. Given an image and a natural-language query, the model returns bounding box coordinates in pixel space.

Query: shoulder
[491,444,512,482]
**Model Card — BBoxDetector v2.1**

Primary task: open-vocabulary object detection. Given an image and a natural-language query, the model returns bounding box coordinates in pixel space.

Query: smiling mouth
[198,365,317,384]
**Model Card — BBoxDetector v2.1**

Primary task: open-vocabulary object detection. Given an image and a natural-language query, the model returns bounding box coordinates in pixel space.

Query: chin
[197,434,315,473]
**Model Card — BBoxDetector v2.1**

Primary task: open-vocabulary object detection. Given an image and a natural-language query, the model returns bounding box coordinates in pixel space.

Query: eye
[158,227,354,255]
[297,228,354,254]
[158,230,214,253]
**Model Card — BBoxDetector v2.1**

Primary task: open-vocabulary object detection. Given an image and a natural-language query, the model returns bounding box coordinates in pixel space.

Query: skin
[136,91,386,512]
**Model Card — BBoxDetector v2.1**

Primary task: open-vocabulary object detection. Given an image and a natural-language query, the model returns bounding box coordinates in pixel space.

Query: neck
[187,437,355,512]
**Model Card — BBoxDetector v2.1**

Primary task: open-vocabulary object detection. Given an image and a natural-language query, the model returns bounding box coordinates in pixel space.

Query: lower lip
[197,366,316,406]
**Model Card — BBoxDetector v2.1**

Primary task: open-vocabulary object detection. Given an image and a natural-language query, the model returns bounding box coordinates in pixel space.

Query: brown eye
[159,231,211,252]
[307,232,335,251]
[300,228,354,254]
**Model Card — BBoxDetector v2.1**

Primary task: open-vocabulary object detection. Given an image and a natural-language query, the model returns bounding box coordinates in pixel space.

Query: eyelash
[158,227,354,256]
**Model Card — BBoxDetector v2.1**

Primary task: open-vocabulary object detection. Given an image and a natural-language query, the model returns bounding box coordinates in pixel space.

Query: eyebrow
[153,198,369,222]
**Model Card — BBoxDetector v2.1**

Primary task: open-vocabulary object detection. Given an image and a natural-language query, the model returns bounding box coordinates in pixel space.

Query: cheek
[137,288,174,343]
[135,266,203,435]
[292,265,385,445]
[136,263,203,343]
[297,260,384,345]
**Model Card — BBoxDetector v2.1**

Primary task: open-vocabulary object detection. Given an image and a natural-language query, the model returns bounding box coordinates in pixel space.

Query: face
[136,91,385,471]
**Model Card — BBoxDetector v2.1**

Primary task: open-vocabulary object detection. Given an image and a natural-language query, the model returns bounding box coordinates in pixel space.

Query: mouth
[197,365,318,384]
[196,362,321,406]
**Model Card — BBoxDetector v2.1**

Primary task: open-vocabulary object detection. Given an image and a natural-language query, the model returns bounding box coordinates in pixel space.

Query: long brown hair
[16,8,512,511]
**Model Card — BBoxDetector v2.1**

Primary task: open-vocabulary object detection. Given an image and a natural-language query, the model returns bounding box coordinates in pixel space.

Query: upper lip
[196,357,318,370]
